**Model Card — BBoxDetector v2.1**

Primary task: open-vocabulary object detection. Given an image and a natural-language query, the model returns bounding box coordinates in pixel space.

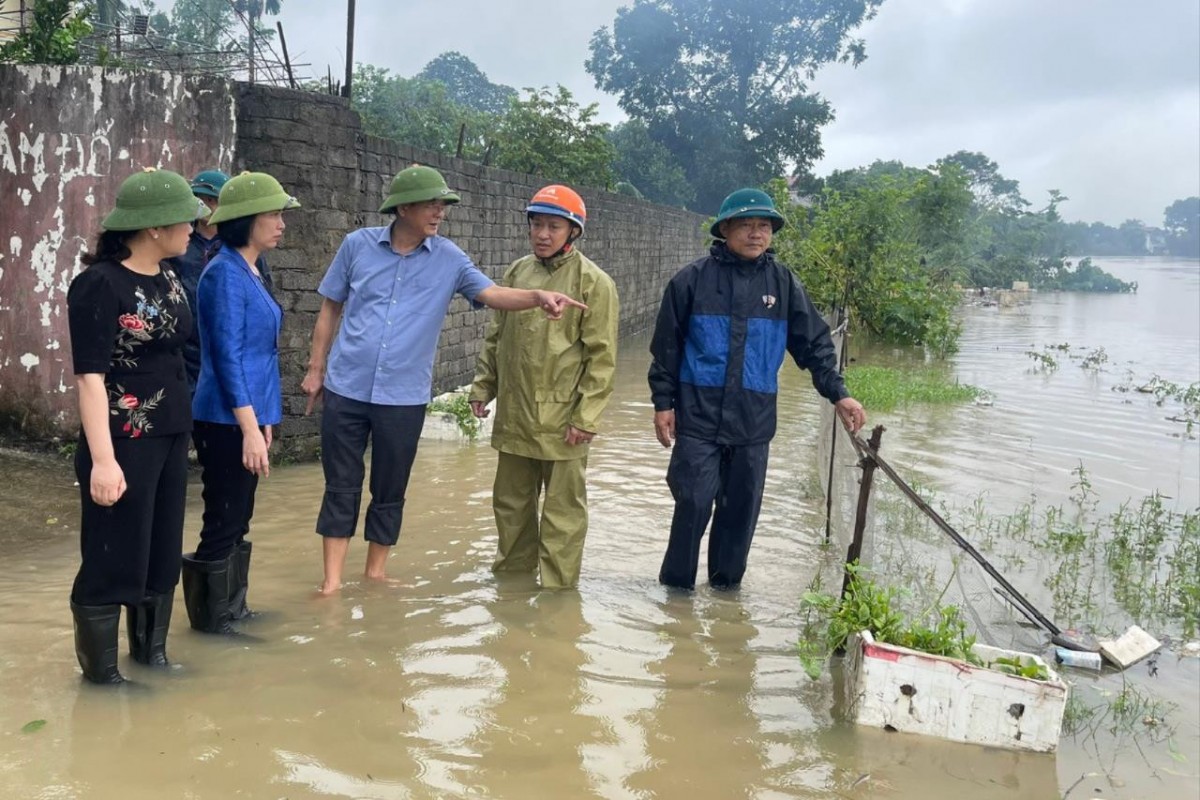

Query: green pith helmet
[379,165,460,213]
[207,171,301,224]
[101,168,209,232]
[190,169,230,199]
[709,188,787,239]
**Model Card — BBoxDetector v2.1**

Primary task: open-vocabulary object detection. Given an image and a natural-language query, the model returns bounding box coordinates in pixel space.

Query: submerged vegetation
[957,465,1200,639]
[843,365,982,412]
[1026,342,1200,437]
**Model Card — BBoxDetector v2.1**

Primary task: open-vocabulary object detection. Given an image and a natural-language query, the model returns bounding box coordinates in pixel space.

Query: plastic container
[1054,646,1102,671]
[843,630,1069,753]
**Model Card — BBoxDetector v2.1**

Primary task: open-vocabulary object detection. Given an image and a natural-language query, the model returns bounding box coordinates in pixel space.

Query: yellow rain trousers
[469,248,619,589]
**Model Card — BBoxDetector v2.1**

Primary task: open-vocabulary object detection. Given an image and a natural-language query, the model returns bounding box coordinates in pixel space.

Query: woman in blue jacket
[185,172,300,634]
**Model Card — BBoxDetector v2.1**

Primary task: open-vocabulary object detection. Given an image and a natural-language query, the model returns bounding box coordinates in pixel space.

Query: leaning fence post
[841,424,885,600]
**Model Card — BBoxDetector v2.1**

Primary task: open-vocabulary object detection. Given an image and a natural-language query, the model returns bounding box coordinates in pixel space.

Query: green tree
[351,64,493,156]
[608,120,694,207]
[587,0,883,212]
[935,150,1026,212]
[490,86,616,189]
[170,0,237,51]
[418,51,516,115]
[1163,197,1200,258]
[771,175,964,355]
[0,0,93,64]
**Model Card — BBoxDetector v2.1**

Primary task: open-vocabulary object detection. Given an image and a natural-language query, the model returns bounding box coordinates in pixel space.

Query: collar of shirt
[376,222,434,255]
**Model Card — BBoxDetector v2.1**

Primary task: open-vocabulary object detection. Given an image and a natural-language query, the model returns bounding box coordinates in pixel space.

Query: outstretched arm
[477,285,587,319]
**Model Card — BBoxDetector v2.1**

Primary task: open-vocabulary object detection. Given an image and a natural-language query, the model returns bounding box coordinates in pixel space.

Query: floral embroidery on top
[112,279,182,369]
[110,386,164,438]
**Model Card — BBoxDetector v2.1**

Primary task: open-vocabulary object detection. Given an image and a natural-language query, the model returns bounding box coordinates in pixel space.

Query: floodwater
[0,257,1196,799]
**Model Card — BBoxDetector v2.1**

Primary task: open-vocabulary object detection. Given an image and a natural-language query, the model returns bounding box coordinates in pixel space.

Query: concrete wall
[0,68,707,451]
[0,64,235,434]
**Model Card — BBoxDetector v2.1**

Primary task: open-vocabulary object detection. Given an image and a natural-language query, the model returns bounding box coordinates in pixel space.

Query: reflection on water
[1,258,1196,799]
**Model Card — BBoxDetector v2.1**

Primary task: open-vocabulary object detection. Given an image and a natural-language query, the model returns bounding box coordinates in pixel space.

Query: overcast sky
[262,0,1199,225]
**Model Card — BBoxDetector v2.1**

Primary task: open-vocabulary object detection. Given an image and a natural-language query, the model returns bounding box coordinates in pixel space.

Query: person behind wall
[172,169,273,393]
[468,185,619,590]
[183,172,300,634]
[300,165,587,595]
[66,167,207,683]
[648,188,867,592]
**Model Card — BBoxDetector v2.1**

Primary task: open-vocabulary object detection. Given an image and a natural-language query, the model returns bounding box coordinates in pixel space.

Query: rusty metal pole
[840,424,884,600]
[276,21,296,89]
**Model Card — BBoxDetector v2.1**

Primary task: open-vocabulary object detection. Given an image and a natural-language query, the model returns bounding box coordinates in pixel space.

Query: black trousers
[316,390,425,546]
[72,431,190,606]
[659,435,770,590]
[192,421,259,562]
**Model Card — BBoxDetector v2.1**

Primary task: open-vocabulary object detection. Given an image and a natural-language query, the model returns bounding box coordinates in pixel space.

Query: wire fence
[1,3,308,87]
[818,318,1047,655]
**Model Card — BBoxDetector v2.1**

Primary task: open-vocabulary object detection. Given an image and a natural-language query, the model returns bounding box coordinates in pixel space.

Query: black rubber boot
[126,591,175,666]
[71,601,126,684]
[229,540,254,621]
[181,553,237,635]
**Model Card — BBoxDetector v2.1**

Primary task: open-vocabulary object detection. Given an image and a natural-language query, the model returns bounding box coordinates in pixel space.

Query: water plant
[842,365,982,412]
[1025,348,1059,371]
[797,563,981,681]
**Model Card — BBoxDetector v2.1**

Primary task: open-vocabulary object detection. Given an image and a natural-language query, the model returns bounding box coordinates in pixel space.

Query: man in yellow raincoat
[469,185,619,589]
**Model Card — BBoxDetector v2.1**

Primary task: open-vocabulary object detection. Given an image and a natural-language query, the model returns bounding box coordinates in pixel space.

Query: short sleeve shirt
[318,227,494,405]
[67,260,193,438]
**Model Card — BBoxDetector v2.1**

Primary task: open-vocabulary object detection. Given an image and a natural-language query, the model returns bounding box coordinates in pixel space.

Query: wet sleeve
[785,271,849,404]
[468,261,515,405]
[570,271,619,433]
[318,234,355,303]
[199,262,254,410]
[67,268,120,375]
[648,273,689,412]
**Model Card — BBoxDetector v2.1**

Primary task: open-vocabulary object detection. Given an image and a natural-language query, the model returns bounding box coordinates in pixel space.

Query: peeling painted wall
[0,64,235,433]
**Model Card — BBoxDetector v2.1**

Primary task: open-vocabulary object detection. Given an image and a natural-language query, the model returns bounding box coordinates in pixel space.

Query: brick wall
[0,72,707,453]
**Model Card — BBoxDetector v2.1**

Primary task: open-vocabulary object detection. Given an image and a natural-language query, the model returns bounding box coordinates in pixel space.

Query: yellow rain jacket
[470,248,619,461]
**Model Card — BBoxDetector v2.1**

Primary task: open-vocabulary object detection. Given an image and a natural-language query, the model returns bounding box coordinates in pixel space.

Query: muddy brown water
[0,257,1196,799]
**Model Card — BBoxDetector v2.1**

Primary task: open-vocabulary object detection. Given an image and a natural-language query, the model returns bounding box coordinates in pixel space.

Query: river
[0,257,1195,799]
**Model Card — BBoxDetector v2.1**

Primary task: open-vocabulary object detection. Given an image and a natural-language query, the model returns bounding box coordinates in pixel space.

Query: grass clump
[797,564,981,681]
[843,365,982,412]
[427,393,481,440]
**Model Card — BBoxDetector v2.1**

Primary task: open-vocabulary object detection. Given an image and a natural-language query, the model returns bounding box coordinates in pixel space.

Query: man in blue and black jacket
[648,188,867,591]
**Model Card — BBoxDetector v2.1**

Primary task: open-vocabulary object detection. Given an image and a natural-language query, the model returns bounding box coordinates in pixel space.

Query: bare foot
[316,581,341,597]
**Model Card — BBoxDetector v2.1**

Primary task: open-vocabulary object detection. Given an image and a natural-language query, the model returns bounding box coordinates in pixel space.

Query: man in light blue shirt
[302,165,585,594]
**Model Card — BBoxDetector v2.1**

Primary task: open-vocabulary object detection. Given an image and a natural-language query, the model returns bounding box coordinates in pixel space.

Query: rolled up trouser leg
[363,403,425,547]
[659,436,722,590]
[316,390,371,540]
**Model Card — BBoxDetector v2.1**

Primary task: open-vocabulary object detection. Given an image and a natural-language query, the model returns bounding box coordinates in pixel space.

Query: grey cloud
[811,0,1200,224]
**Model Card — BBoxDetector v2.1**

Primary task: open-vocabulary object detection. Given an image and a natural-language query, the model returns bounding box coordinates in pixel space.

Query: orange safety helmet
[526,184,586,233]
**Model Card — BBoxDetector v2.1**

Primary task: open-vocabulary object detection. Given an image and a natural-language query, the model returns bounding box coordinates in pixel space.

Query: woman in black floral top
[66,168,207,684]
